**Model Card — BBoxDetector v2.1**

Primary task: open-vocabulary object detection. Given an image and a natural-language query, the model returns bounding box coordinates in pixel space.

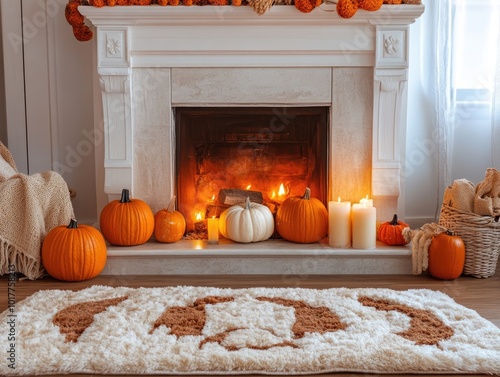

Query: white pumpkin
[219,197,275,243]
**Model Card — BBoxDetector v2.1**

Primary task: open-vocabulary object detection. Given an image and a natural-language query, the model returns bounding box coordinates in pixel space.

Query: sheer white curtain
[419,0,500,216]
[494,23,500,167]
[420,0,455,215]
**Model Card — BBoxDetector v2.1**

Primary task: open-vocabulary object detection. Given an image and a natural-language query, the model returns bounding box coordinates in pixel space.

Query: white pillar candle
[351,202,376,249]
[207,217,219,245]
[328,198,351,248]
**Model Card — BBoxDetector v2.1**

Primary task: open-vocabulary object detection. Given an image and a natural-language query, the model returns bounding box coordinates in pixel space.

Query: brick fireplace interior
[176,107,328,233]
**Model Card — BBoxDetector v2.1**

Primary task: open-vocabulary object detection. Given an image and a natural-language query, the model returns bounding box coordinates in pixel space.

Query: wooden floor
[1,266,499,377]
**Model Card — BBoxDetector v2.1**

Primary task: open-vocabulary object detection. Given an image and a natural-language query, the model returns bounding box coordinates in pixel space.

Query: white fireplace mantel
[79,4,424,275]
[80,4,424,220]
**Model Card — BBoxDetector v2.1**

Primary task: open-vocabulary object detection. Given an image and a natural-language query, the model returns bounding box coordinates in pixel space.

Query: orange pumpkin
[276,187,328,243]
[378,214,410,246]
[154,196,186,243]
[42,219,107,281]
[100,188,154,246]
[428,230,465,280]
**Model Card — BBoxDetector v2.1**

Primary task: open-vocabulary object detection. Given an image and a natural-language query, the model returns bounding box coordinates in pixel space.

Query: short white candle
[328,198,351,248]
[207,217,219,245]
[351,202,376,249]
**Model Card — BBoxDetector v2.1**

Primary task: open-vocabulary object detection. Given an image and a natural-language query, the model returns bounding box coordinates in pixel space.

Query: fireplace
[176,106,328,232]
[79,4,424,274]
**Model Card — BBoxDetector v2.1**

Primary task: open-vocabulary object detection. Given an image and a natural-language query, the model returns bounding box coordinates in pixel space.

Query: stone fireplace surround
[80,3,424,275]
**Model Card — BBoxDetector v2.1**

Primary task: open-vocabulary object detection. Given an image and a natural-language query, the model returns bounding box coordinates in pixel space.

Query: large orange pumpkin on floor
[378,214,410,246]
[428,230,465,280]
[100,188,154,246]
[42,219,107,281]
[154,196,186,243]
[276,187,328,243]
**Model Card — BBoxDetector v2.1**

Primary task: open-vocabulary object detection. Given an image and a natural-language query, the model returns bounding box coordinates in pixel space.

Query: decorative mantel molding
[80,4,424,221]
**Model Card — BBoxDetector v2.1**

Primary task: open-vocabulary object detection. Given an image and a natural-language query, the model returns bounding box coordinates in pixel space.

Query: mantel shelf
[79,4,425,25]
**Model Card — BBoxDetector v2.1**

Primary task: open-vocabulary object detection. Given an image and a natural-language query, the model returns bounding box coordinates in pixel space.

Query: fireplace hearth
[79,4,424,275]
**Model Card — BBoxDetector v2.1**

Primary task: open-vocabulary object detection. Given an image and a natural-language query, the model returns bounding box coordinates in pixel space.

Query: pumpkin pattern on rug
[2,285,500,376]
[52,291,453,351]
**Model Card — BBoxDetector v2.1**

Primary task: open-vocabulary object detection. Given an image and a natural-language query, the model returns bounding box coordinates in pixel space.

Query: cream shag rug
[2,285,500,375]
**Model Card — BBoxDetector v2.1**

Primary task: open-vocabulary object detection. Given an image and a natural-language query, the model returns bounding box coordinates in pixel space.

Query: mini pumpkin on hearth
[154,196,186,243]
[378,214,410,246]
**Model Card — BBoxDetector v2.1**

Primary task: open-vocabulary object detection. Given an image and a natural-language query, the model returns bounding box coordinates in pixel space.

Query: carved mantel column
[96,27,133,199]
[372,24,411,220]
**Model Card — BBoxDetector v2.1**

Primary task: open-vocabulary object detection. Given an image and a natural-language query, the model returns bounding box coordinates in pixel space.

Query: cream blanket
[0,141,74,280]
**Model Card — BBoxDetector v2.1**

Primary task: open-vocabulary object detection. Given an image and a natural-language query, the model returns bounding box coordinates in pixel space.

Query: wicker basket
[439,204,500,278]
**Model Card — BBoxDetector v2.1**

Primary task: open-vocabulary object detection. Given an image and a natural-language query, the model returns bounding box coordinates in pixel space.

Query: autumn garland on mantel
[66,0,421,42]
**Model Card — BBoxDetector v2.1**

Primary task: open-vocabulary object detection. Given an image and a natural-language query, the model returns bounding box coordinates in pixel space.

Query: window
[452,0,499,119]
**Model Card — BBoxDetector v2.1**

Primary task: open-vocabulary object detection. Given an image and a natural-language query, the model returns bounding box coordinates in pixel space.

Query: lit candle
[328,198,351,248]
[207,217,219,245]
[360,195,373,207]
[351,198,376,250]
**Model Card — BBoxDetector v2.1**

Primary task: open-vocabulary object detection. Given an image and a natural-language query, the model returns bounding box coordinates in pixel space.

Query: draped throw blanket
[0,141,74,280]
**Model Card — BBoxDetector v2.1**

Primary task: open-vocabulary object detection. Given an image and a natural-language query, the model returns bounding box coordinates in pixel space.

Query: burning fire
[278,183,287,196]
[246,184,252,190]
[195,212,203,221]
[270,182,289,201]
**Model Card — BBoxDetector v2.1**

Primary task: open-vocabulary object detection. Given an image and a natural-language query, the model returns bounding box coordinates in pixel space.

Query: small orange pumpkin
[100,189,154,246]
[42,219,107,281]
[428,230,465,280]
[378,214,410,246]
[276,187,328,244]
[154,196,186,243]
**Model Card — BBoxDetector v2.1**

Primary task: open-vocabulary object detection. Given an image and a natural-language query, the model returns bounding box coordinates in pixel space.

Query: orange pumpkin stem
[67,218,78,229]
[120,189,131,203]
[167,196,177,212]
[302,187,312,200]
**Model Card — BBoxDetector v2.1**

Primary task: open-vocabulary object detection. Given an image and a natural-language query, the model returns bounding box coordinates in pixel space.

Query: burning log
[205,204,229,218]
[218,188,264,206]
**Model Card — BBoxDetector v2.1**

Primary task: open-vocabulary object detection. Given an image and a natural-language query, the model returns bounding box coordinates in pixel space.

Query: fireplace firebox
[176,107,328,232]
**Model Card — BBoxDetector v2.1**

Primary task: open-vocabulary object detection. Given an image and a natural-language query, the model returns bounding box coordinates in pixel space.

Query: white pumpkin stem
[167,196,176,212]
[302,187,311,200]
[245,196,251,209]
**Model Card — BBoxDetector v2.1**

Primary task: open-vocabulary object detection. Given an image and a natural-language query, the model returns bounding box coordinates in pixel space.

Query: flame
[195,212,203,221]
[278,183,286,196]
[271,191,276,199]
[338,197,341,203]
[246,184,252,190]
[210,195,215,202]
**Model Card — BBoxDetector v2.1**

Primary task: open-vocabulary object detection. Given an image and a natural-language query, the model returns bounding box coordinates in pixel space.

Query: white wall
[1,0,97,224]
